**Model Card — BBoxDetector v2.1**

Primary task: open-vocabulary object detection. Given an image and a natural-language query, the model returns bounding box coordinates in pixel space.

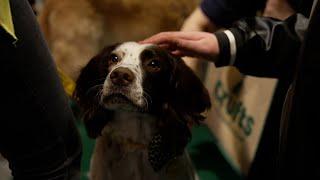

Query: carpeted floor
[187,125,243,180]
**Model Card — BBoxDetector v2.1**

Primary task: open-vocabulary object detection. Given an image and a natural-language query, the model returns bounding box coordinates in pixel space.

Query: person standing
[0,0,82,179]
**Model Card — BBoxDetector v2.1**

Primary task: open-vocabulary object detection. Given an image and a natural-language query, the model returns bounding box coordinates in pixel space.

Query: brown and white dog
[74,42,211,180]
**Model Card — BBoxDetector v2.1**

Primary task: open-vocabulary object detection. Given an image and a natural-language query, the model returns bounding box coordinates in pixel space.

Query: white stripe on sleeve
[224,30,237,65]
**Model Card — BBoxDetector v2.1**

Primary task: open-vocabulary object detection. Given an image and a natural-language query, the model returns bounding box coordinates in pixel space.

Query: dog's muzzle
[110,67,135,87]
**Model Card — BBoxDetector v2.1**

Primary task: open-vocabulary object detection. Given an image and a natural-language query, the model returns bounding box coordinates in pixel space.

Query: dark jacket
[200,0,312,179]
[200,0,313,27]
[213,0,320,179]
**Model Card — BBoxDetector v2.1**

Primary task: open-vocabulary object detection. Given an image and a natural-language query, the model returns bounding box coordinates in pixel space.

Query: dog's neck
[101,111,158,152]
[96,111,162,179]
[92,110,194,180]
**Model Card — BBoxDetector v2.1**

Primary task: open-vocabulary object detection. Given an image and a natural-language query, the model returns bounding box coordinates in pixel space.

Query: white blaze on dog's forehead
[115,42,154,51]
[114,42,154,64]
[112,42,149,72]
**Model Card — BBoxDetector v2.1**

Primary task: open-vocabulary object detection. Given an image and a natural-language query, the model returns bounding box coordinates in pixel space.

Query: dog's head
[74,42,211,138]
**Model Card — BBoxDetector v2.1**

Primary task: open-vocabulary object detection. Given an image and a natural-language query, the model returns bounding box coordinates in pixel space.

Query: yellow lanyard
[0,0,18,40]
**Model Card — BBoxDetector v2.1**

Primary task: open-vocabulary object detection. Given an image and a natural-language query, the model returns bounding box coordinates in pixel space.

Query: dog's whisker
[86,84,104,95]
[97,89,104,103]
[143,91,153,104]
[142,96,149,110]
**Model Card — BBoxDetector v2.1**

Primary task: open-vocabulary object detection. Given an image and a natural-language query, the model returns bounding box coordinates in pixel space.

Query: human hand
[140,31,219,62]
[180,7,218,74]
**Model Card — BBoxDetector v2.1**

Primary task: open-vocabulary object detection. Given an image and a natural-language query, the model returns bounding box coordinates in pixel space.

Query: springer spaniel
[74,42,211,180]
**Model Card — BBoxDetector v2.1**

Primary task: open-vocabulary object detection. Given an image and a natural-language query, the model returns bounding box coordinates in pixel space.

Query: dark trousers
[0,0,82,179]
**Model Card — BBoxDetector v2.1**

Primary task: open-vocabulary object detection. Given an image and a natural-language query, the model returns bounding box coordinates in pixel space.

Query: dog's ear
[82,106,114,138]
[74,45,118,108]
[170,58,211,124]
[73,44,118,138]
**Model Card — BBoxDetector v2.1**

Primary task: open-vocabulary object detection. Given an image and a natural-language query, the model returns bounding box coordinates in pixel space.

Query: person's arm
[214,14,307,78]
[180,0,265,73]
[179,0,295,77]
[141,14,308,78]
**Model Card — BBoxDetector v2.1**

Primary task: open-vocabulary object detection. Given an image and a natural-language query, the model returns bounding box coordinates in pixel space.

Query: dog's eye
[148,60,160,68]
[110,54,119,63]
[148,60,161,70]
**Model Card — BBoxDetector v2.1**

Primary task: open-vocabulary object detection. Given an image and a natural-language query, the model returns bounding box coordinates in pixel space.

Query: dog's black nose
[110,67,135,86]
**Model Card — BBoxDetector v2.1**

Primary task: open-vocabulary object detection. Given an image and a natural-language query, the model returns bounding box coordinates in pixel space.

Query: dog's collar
[103,128,148,151]
[123,139,147,151]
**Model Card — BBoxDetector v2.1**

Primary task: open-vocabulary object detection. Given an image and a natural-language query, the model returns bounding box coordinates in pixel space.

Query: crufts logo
[214,80,254,139]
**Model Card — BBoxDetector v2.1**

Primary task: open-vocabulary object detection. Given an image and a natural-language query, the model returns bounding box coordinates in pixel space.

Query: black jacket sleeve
[214,14,308,78]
